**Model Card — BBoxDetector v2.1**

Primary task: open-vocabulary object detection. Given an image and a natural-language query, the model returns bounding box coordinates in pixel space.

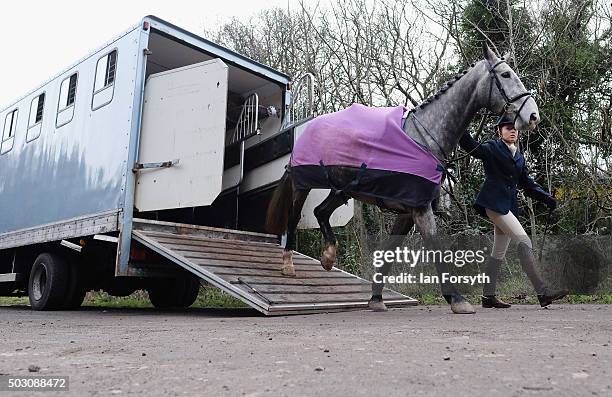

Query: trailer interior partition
[135,27,288,233]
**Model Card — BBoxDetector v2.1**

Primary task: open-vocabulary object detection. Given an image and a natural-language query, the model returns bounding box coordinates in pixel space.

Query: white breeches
[485,208,532,260]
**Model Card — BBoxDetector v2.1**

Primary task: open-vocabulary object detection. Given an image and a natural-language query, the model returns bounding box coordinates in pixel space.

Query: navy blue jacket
[459,133,552,217]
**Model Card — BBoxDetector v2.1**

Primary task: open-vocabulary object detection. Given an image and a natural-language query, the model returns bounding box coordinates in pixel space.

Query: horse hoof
[368,298,388,312]
[321,256,334,271]
[281,265,296,277]
[320,245,336,271]
[451,297,476,314]
[281,251,296,277]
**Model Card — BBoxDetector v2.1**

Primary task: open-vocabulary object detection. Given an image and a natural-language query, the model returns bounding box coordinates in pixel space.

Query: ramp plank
[198,266,350,278]
[257,292,404,304]
[132,222,417,315]
[223,275,368,286]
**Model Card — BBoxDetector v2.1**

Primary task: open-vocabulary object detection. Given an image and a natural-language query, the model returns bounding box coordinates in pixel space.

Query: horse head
[480,44,540,131]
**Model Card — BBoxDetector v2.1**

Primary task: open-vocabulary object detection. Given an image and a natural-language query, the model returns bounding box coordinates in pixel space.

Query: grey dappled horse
[265,45,540,314]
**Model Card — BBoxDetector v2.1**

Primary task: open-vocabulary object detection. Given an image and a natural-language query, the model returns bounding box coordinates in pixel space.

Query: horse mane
[408,62,479,114]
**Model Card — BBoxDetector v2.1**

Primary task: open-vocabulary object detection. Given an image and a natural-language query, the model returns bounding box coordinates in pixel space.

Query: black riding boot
[481,256,511,308]
[516,242,568,307]
[481,295,512,308]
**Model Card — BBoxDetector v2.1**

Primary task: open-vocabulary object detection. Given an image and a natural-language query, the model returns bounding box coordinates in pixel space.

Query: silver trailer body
[0,16,296,272]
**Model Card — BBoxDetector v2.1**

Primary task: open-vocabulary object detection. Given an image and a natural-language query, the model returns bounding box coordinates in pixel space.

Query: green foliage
[455,0,612,235]
[0,288,247,309]
[460,0,535,63]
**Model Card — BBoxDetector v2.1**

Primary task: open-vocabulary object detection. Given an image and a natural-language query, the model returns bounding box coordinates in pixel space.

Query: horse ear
[502,52,514,66]
[482,42,497,64]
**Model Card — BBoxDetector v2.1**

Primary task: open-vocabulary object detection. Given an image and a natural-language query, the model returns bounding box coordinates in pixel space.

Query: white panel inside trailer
[240,121,354,229]
[299,189,354,228]
[136,59,228,212]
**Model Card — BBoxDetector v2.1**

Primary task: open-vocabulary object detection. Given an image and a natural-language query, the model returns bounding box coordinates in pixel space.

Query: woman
[459,115,568,308]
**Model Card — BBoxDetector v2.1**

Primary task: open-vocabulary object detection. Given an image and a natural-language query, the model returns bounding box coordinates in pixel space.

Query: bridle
[487,59,533,125]
[410,58,534,166]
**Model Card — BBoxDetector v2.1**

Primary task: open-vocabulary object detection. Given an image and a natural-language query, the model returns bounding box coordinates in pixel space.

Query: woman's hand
[544,196,557,211]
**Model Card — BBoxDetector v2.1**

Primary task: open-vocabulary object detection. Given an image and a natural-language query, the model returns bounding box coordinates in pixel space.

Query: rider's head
[495,115,518,144]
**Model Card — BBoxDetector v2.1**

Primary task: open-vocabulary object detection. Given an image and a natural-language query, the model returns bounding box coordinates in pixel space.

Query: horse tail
[265,171,294,235]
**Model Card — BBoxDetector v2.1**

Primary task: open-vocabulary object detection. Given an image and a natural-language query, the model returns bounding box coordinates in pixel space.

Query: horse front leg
[369,213,415,312]
[412,205,475,314]
[282,189,310,277]
[314,191,347,271]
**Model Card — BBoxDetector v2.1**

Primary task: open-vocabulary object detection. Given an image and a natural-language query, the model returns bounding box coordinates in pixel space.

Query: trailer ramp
[132,219,416,315]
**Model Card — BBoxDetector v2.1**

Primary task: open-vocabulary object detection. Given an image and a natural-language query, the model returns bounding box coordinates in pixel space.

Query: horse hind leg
[314,191,347,271]
[282,189,310,277]
[412,205,475,314]
[369,213,415,312]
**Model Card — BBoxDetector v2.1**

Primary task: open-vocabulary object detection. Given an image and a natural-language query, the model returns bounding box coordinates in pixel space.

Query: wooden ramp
[132,219,417,315]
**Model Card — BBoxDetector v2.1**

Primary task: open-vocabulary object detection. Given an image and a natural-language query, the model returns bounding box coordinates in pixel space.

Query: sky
[0,0,300,107]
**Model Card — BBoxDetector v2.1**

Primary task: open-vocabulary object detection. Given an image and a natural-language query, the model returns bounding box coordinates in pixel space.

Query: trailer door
[135,59,228,212]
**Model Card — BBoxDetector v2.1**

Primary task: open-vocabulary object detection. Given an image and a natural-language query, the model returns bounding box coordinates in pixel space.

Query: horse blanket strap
[319,160,367,202]
[411,113,451,165]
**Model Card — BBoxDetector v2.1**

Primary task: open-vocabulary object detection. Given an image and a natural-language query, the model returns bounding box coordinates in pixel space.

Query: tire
[28,253,70,310]
[147,277,200,309]
[178,277,201,307]
[63,259,86,309]
[64,289,86,309]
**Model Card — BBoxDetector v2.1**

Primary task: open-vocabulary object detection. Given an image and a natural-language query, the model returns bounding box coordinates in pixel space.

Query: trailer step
[132,219,417,315]
[0,273,22,283]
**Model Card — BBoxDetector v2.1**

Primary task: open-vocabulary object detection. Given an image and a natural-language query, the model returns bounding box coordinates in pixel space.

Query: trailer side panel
[0,28,142,244]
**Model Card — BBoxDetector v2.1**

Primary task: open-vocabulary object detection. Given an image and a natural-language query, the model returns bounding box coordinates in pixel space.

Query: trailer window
[59,74,78,110]
[28,93,45,126]
[27,93,45,142]
[57,73,77,127]
[93,50,117,110]
[1,109,18,154]
[95,50,117,91]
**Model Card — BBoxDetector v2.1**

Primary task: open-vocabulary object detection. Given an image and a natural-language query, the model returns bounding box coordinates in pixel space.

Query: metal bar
[267,298,418,312]
[282,73,315,129]
[132,158,179,172]
[0,273,21,283]
[60,240,82,253]
[229,93,259,146]
[93,234,119,243]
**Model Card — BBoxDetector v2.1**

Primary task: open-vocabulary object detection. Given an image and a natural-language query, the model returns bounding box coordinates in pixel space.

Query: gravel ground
[0,304,610,397]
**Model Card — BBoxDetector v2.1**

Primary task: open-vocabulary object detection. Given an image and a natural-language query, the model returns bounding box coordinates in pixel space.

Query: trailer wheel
[65,289,86,309]
[147,276,200,309]
[28,253,70,310]
[63,260,86,309]
[178,277,201,307]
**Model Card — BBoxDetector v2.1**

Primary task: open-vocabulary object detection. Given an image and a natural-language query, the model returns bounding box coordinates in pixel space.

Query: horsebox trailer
[0,16,415,314]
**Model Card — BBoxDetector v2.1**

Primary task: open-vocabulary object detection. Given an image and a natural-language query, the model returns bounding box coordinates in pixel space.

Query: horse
[265,44,540,314]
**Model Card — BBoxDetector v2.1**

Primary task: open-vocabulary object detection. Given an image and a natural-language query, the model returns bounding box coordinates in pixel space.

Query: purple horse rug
[290,103,444,207]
